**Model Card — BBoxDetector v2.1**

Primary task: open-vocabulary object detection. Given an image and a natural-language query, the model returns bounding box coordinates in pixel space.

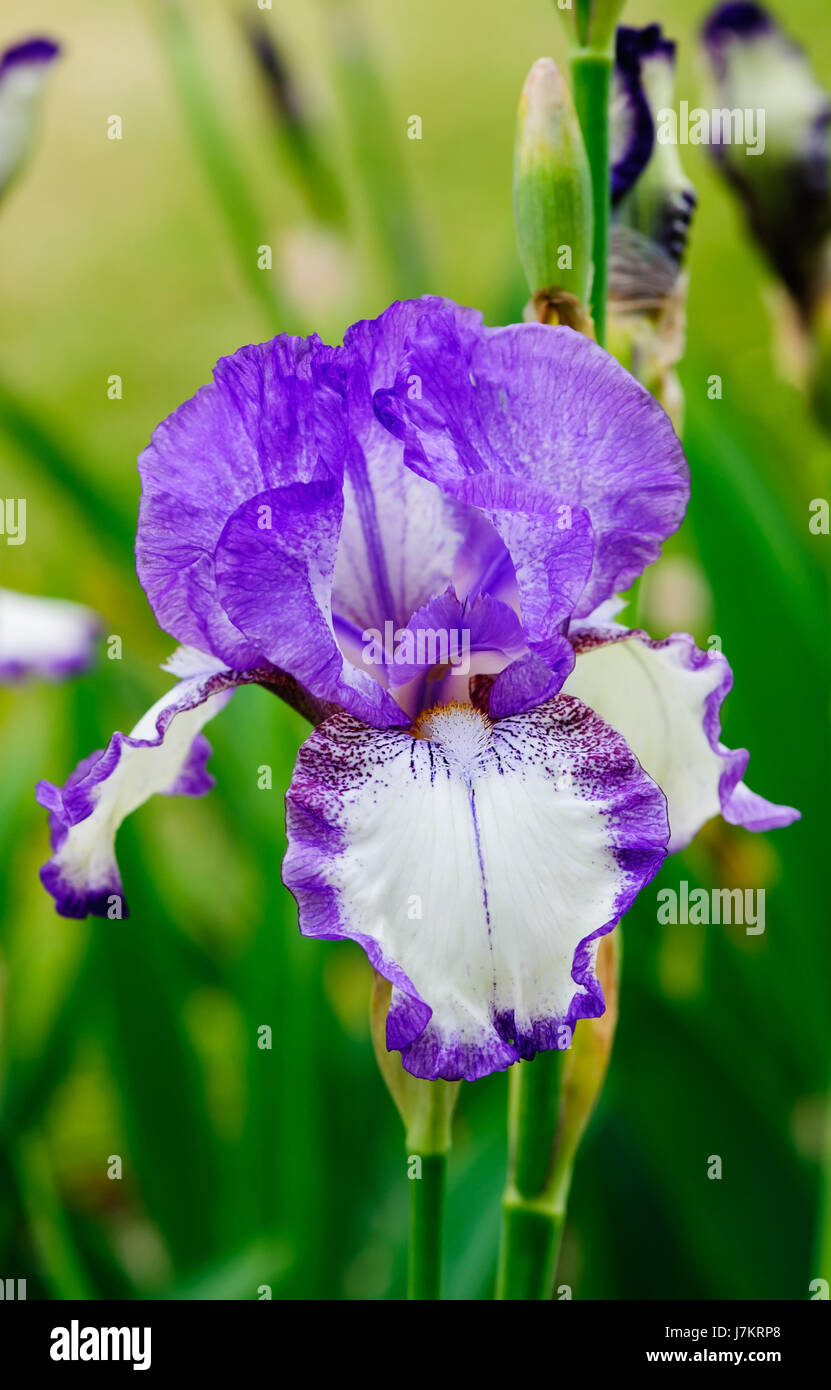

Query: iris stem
[571,48,612,346]
[496,1048,568,1300]
[408,1152,446,1300]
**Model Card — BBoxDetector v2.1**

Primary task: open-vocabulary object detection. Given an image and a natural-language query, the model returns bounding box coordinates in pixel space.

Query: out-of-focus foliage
[0,0,827,1299]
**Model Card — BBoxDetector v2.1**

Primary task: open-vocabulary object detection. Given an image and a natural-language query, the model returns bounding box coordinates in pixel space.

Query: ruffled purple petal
[136,333,345,667]
[324,298,482,634]
[565,616,800,851]
[487,643,576,719]
[385,587,525,688]
[446,474,595,643]
[376,308,689,619]
[284,697,668,1081]
[213,478,403,726]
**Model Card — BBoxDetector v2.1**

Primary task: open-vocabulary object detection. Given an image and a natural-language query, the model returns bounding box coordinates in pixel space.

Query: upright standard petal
[213,476,403,726]
[330,299,477,633]
[564,619,799,852]
[0,37,60,198]
[284,698,668,1081]
[0,588,98,681]
[376,307,689,618]
[37,656,264,918]
[136,333,343,667]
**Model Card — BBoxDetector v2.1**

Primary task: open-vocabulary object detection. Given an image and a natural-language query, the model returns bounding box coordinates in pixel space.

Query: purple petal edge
[284,701,668,1081]
[571,620,801,847]
[613,24,676,206]
[36,667,256,919]
[0,38,61,76]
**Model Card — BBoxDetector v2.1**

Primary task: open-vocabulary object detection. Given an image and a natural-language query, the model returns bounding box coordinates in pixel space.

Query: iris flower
[37,301,798,1079]
[0,38,99,682]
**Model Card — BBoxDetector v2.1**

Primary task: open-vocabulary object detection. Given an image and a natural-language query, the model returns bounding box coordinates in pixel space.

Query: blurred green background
[0,0,828,1299]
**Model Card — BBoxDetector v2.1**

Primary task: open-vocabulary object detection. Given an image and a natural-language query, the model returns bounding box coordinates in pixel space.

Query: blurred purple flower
[702,3,831,322]
[608,24,697,422]
[0,39,99,686]
[0,36,60,199]
[0,587,98,682]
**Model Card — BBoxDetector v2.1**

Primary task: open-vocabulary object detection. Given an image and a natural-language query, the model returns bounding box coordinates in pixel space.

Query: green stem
[150,0,292,335]
[496,1049,567,1300]
[571,48,612,346]
[12,1131,94,1299]
[408,1152,446,1300]
[815,1064,831,1290]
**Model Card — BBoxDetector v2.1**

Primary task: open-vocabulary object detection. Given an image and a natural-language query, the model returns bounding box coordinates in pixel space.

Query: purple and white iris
[0,38,99,683]
[0,587,98,682]
[37,299,798,1080]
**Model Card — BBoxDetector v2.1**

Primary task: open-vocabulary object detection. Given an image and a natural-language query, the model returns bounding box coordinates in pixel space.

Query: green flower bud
[546,931,621,1210]
[514,57,593,309]
[557,0,628,56]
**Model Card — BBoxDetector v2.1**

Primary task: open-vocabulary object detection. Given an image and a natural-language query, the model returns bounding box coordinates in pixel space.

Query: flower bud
[514,57,593,310]
[0,38,60,201]
[558,0,627,56]
[370,971,459,1154]
[546,930,620,1206]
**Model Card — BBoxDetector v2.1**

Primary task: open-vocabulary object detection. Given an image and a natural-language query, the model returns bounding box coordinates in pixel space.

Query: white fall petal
[37,654,241,918]
[284,698,669,1081]
[564,622,799,851]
